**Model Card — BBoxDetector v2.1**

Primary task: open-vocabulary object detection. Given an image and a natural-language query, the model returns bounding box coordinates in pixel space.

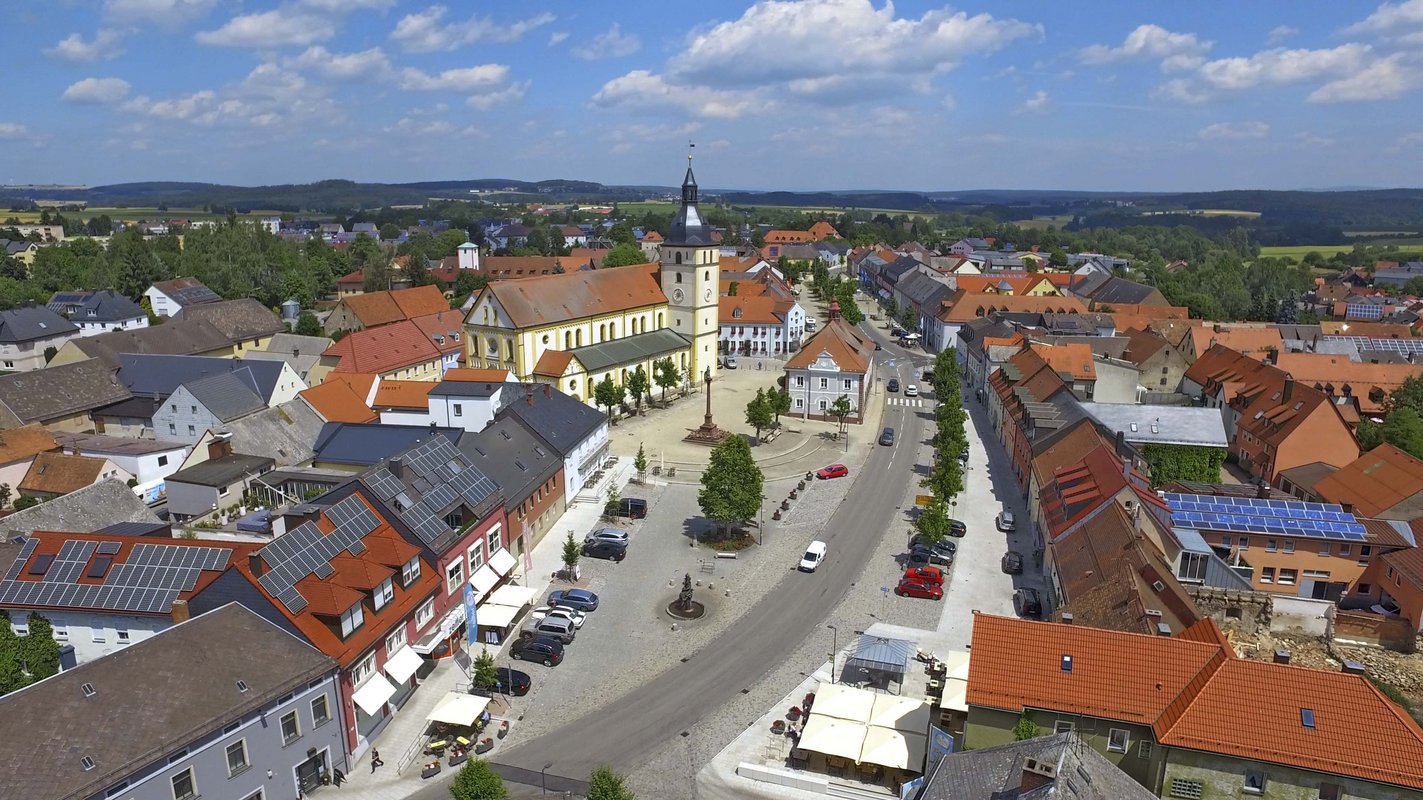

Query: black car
[879,427,895,446]
[909,535,958,556]
[618,498,648,519]
[495,667,531,696]
[887,378,900,392]
[1014,587,1043,618]
[582,539,627,562]
[907,545,953,568]
[510,635,565,666]
[947,519,967,538]
[1001,551,1024,574]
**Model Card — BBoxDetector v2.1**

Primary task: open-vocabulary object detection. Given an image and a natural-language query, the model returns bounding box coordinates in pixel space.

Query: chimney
[544,383,552,398]
[1283,376,1294,402]
[1256,480,1271,500]
[293,347,300,359]
[58,643,77,671]
[1059,612,1073,625]
[248,552,265,578]
[1020,758,1057,794]
[1115,429,1126,457]
[208,432,233,460]
[828,299,841,322]
[170,599,190,624]
[1213,323,1223,333]
[1342,661,1366,675]
[389,455,405,479]
[1274,648,1291,664]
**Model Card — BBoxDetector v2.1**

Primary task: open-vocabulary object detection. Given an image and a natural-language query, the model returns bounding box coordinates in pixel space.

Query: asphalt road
[479,322,932,783]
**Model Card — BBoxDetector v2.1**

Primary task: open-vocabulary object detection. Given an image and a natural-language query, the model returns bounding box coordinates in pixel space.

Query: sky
[6,0,1423,192]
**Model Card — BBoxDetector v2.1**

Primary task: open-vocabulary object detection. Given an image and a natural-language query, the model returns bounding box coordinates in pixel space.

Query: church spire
[666,148,709,246]
[682,142,698,204]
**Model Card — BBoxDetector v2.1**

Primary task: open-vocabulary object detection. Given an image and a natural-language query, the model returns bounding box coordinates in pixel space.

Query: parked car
[996,511,1017,532]
[495,667,531,696]
[1002,551,1024,574]
[816,463,850,479]
[909,535,958,556]
[887,378,901,392]
[907,545,952,568]
[957,449,970,465]
[922,369,933,381]
[905,383,919,397]
[510,635,565,666]
[879,427,896,446]
[585,527,629,545]
[1014,587,1043,618]
[548,589,599,612]
[947,519,967,538]
[799,540,828,572]
[523,616,576,644]
[530,606,586,629]
[895,578,943,600]
[618,498,648,519]
[582,539,627,562]
[724,356,738,369]
[903,565,945,586]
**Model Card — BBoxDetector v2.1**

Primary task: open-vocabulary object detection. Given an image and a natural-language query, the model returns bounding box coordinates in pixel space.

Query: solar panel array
[0,539,233,614]
[256,494,380,614]
[1164,493,1367,540]
[1319,335,1423,355]
[362,438,499,546]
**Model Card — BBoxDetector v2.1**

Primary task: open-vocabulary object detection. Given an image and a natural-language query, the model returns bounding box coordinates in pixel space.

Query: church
[462,161,720,405]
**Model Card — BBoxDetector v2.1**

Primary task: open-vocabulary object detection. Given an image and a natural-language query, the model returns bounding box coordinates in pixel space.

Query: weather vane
[688,141,695,163]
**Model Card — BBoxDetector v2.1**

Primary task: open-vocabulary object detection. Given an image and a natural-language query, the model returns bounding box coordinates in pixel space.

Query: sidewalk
[335,460,638,800]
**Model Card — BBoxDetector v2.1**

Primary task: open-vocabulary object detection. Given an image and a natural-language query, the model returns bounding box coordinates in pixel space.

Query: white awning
[798,715,867,762]
[868,694,930,732]
[469,564,499,599]
[941,651,971,681]
[485,583,538,609]
[474,601,522,629]
[411,602,466,654]
[860,726,927,770]
[937,678,968,712]
[489,548,517,577]
[425,691,490,727]
[351,673,397,716]
[383,646,424,685]
[813,682,876,723]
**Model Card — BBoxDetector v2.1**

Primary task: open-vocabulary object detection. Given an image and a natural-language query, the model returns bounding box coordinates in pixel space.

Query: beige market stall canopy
[426,691,490,727]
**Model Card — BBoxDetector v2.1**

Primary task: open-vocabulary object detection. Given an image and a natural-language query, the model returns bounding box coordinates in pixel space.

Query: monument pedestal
[684,367,730,446]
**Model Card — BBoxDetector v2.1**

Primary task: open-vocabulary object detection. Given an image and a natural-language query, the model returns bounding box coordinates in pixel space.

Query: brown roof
[1187,324,1283,358]
[720,295,784,325]
[937,291,1087,323]
[1274,352,1423,414]
[173,298,284,341]
[532,349,574,377]
[641,230,662,242]
[1183,344,1281,404]
[1381,546,1423,590]
[323,320,442,375]
[19,452,109,496]
[473,262,665,329]
[1031,342,1096,381]
[1319,321,1415,338]
[339,285,449,328]
[409,310,466,356]
[765,229,814,244]
[1314,444,1423,518]
[482,255,579,278]
[68,318,236,366]
[0,424,58,465]
[371,380,435,410]
[785,317,875,373]
[299,380,376,422]
[1031,419,1111,489]
[1118,327,1169,365]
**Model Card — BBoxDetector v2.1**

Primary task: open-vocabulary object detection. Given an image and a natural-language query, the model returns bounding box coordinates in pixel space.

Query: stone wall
[1187,586,1272,637]
[1271,595,1334,638]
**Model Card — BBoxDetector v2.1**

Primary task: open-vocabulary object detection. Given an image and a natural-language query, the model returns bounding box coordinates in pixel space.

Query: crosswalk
[886,397,926,407]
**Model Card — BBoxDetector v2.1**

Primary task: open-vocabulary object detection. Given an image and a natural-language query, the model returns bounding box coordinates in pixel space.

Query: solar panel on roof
[313,562,334,579]
[96,541,121,555]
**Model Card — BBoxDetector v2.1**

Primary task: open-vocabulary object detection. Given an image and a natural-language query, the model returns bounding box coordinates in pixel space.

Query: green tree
[727,281,739,296]
[1012,712,1040,741]
[634,444,648,480]
[767,385,792,428]
[915,497,951,545]
[1140,444,1226,487]
[745,388,774,441]
[12,496,38,511]
[827,394,853,437]
[923,457,965,502]
[1048,249,1068,268]
[602,242,648,268]
[471,647,499,692]
[698,435,764,535]
[594,374,625,420]
[0,483,9,508]
[449,758,508,800]
[653,357,680,403]
[294,311,323,337]
[898,304,919,333]
[379,223,402,241]
[435,229,471,259]
[454,271,489,299]
[834,282,864,324]
[561,530,581,578]
[587,766,638,800]
[626,365,651,412]
[883,296,898,318]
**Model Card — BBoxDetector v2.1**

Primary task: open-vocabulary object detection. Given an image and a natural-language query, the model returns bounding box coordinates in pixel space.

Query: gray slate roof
[896,271,954,308]
[167,453,274,487]
[1078,276,1160,305]
[0,358,131,426]
[247,333,334,381]
[68,318,237,366]
[55,432,189,456]
[182,370,267,422]
[313,423,461,466]
[0,478,159,536]
[216,399,325,467]
[499,383,607,459]
[0,603,335,800]
[0,306,78,344]
[118,354,289,400]
[458,416,561,509]
[568,328,691,374]
[920,732,1156,800]
[173,298,285,341]
[1082,403,1229,448]
[73,290,145,323]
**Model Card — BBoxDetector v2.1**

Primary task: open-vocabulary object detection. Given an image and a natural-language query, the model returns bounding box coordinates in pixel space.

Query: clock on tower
[659,150,721,378]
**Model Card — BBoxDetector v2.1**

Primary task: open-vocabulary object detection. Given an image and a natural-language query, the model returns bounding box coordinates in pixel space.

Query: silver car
[523,616,576,644]
[585,527,629,545]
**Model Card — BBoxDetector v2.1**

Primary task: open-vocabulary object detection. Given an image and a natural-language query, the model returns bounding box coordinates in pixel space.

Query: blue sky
[7,0,1423,192]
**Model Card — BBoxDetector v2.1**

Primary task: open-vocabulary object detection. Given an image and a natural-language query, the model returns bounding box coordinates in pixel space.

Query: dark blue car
[548,589,599,612]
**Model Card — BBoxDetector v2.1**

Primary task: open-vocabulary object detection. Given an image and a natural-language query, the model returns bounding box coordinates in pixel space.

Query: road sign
[915,494,934,507]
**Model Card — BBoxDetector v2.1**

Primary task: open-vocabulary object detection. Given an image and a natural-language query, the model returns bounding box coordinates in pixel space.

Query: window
[818,399,827,411]
[1169,779,1203,799]
[1339,543,1351,556]
[842,379,852,390]
[794,376,804,387]
[1266,539,1278,552]
[1243,769,1267,794]
[242,791,264,800]
[92,628,107,643]
[1283,539,1295,553]
[445,560,464,594]
[453,403,463,417]
[372,578,394,611]
[105,781,130,798]
[190,405,197,414]
[1053,720,1075,733]
[339,603,364,638]
[54,625,68,641]
[280,710,300,744]
[1177,552,1207,583]
[1260,567,1275,584]
[1138,740,1152,760]
[158,455,168,466]
[352,653,375,685]
[1278,568,1297,586]
[487,523,503,554]
[818,377,828,389]
[1304,569,1331,580]
[171,768,196,800]
[168,423,177,435]
[225,739,249,776]
[1220,535,1231,548]
[401,556,420,587]
[1318,541,1331,556]
[1238,537,1249,550]
[1318,782,1342,800]
[187,425,195,436]
[416,598,435,627]
[467,541,485,572]
[795,398,804,409]
[170,404,177,412]
[311,694,331,727]
[1359,583,1372,594]
[116,629,129,643]
[1107,728,1129,753]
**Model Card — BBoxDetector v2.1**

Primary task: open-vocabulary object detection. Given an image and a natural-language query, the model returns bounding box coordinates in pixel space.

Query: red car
[816,463,850,480]
[895,578,943,600]
[903,565,945,586]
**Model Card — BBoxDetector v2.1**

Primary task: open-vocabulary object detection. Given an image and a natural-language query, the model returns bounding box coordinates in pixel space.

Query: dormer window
[401,557,420,587]
[339,602,364,638]
[372,577,394,611]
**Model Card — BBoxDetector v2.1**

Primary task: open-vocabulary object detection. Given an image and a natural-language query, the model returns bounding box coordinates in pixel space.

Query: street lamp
[759,495,767,545]
[827,624,838,682]
[541,761,554,795]
[950,500,958,521]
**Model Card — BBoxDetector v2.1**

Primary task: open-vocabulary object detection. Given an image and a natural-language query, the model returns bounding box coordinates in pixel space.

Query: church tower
[660,154,720,379]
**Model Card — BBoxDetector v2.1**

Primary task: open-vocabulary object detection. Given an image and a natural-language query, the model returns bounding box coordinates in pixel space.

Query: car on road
[903,565,945,586]
[905,383,919,397]
[510,635,565,666]
[523,616,576,644]
[907,545,953,568]
[531,605,586,629]
[799,540,828,572]
[1002,551,1024,574]
[895,577,943,600]
[922,369,933,381]
[724,356,738,369]
[548,589,599,612]
[582,539,627,562]
[887,378,900,392]
[495,667,531,696]
[1014,587,1043,618]
[616,498,648,519]
[947,519,967,537]
[585,527,629,545]
[909,535,958,557]
[879,427,895,446]
[816,463,849,480]
[996,510,1017,532]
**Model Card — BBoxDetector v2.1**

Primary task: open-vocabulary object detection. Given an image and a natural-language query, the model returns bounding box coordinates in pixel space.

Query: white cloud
[1307,53,1422,102]
[399,65,511,92]
[1345,0,1423,35]
[1151,78,1210,104]
[466,83,529,110]
[1080,24,1212,71]
[122,62,340,129]
[196,9,333,47]
[1294,132,1336,147]
[602,121,701,154]
[286,46,391,81]
[572,23,641,60]
[46,30,126,62]
[0,122,30,140]
[390,5,554,52]
[104,0,214,26]
[548,31,569,46]
[383,117,484,137]
[592,70,767,119]
[1266,25,1299,45]
[62,77,133,104]
[1198,121,1270,140]
[299,0,397,11]
[1019,90,1050,113]
[1197,44,1372,90]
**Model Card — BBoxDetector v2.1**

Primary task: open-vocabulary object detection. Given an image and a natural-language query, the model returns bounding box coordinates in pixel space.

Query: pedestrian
[370,750,383,773]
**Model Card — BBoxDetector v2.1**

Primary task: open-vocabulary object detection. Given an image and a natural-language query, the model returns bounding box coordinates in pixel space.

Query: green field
[1019,214,1074,230]
[1258,244,1354,260]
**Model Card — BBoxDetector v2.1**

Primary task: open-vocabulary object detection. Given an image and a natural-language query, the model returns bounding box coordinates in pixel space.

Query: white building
[54,433,190,504]
[783,304,876,423]
[719,295,806,356]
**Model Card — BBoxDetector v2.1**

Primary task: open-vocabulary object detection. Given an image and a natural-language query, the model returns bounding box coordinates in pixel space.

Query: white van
[804,316,817,331]
[799,540,828,572]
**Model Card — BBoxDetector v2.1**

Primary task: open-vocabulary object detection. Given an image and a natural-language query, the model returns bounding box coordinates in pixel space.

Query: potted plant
[496,720,509,739]
[771,719,786,734]
[474,737,494,755]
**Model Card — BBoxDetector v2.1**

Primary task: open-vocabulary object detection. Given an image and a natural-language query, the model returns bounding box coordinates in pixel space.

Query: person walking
[370,750,383,773]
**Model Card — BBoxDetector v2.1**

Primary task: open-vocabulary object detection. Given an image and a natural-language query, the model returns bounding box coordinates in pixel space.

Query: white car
[530,606,586,629]
[904,383,919,397]
[799,540,828,572]
[996,511,1016,532]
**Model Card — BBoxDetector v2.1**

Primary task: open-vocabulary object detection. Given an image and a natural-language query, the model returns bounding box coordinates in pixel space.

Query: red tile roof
[409,310,466,357]
[1382,546,1423,590]
[371,380,434,410]
[1314,444,1423,518]
[784,317,875,373]
[532,349,574,377]
[1275,352,1423,414]
[323,319,442,375]
[1031,342,1096,381]
[1187,324,1283,358]
[338,285,449,328]
[299,380,377,423]
[0,425,57,466]
[720,295,784,325]
[473,262,665,329]
[937,291,1087,323]
[19,452,110,496]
